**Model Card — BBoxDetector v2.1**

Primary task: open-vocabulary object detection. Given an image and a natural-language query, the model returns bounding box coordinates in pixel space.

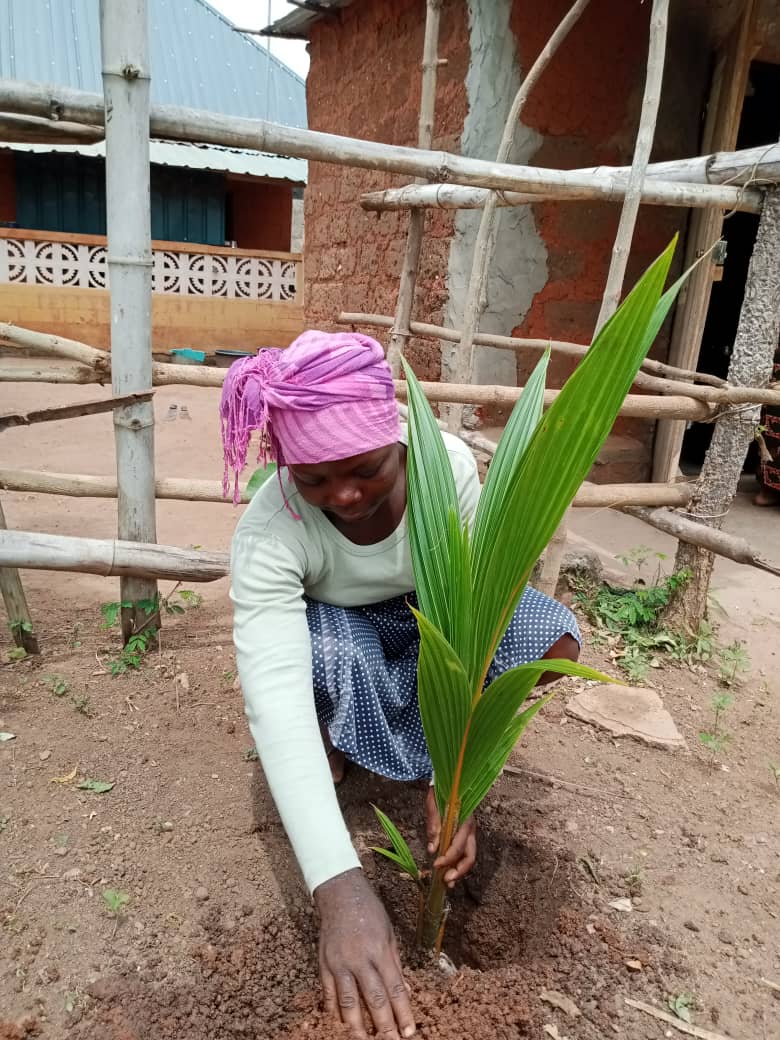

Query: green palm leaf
[371,804,420,882]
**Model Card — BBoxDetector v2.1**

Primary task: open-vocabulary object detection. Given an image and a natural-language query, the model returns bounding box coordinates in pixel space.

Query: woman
[223,330,580,1039]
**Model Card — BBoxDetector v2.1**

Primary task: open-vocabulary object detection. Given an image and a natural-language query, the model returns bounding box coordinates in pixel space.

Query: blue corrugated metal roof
[0,0,307,128]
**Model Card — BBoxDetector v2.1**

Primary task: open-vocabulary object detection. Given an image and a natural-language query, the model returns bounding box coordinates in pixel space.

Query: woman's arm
[230,529,360,892]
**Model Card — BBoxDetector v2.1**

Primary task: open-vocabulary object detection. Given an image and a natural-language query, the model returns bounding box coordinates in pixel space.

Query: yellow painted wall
[0,282,304,353]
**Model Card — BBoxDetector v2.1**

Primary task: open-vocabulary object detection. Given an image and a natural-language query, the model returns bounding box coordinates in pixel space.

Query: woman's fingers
[329,966,369,1038]
[433,818,477,884]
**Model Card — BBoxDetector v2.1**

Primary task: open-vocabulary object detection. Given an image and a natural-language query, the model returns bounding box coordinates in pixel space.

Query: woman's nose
[329,482,362,507]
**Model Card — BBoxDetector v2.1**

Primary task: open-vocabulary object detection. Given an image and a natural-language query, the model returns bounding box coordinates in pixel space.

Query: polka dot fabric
[307,587,581,781]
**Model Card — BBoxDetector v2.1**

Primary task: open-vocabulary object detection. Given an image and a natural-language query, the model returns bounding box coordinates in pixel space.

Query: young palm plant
[373,238,688,955]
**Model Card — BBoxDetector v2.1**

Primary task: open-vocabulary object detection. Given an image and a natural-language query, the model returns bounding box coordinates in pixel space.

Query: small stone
[683,919,700,932]
[710,853,728,864]
[194,886,209,902]
[53,847,68,857]
[38,750,51,761]
[564,819,579,833]
[160,821,174,832]
[566,685,686,749]
[608,897,633,913]
[718,930,735,946]
[540,989,581,1019]
[737,884,749,896]
[625,959,643,972]
[62,868,81,881]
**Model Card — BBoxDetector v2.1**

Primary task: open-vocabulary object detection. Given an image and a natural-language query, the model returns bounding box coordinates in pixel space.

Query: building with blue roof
[0,0,307,353]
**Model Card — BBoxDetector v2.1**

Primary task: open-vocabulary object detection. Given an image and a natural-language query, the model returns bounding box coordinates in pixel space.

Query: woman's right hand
[314,868,416,1039]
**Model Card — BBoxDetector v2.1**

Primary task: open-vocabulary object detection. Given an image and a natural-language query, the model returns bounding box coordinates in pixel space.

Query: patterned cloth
[307,586,581,781]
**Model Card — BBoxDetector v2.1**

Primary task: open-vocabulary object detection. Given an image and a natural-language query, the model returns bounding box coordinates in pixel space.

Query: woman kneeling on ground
[222,330,581,1039]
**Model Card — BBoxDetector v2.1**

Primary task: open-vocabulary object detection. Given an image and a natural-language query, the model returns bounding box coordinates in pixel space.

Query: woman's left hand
[424,785,477,888]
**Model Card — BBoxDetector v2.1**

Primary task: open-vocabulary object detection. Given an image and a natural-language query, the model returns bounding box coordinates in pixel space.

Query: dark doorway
[680,60,780,470]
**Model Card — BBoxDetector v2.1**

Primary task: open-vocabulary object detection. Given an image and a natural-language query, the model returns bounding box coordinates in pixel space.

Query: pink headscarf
[220,330,401,505]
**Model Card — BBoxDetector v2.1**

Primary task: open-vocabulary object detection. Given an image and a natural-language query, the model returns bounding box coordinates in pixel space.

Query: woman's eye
[355,467,380,479]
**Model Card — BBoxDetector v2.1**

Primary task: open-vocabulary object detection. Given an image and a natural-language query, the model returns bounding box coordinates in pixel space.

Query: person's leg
[306,595,432,786]
[487,585,582,685]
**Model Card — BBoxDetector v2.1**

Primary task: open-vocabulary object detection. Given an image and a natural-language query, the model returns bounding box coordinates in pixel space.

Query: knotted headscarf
[220,330,401,505]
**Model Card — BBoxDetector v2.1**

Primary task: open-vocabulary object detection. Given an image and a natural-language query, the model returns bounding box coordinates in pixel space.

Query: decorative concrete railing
[0,229,300,302]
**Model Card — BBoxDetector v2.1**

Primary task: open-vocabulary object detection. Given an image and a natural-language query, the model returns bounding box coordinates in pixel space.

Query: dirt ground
[0,375,779,1039]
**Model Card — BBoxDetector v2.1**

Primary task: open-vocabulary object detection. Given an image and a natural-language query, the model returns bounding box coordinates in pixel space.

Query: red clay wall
[0,152,16,223]
[228,177,294,252]
[305,0,470,379]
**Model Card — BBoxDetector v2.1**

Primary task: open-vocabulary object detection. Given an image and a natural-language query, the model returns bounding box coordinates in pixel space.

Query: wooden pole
[0,79,764,212]
[0,501,39,654]
[0,530,228,582]
[100,0,159,641]
[0,113,104,145]
[451,0,592,431]
[338,312,728,386]
[361,177,761,214]
[594,0,668,332]
[386,0,442,377]
[0,392,154,431]
[665,187,780,630]
[0,467,693,510]
[625,506,780,578]
[359,140,780,214]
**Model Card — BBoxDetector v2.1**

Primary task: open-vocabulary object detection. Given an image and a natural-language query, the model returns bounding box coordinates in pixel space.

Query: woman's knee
[536,632,580,686]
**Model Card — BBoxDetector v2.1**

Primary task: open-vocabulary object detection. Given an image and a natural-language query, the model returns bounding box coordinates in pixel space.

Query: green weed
[698,692,733,766]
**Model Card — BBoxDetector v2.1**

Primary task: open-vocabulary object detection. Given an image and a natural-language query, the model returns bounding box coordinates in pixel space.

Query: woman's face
[289,443,404,525]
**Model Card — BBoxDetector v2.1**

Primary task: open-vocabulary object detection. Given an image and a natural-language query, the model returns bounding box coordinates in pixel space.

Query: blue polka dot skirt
[307,587,581,782]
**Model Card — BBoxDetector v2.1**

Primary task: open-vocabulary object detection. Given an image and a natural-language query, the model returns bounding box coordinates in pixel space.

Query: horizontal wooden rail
[0,467,693,510]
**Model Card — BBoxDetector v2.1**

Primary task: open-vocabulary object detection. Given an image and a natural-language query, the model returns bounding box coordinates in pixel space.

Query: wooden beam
[0,501,39,654]
[0,392,154,431]
[0,78,763,211]
[0,530,228,582]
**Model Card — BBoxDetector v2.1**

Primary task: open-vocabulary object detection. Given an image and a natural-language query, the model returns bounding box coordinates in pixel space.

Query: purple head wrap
[220,330,401,506]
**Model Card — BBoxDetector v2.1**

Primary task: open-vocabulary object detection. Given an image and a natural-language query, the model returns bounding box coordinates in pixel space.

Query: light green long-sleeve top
[230,429,480,893]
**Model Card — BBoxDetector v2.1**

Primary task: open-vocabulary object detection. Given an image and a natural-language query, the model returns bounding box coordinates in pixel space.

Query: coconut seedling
[374,238,687,954]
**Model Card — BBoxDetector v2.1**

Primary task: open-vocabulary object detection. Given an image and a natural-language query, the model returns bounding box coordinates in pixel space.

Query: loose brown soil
[1,380,778,1038]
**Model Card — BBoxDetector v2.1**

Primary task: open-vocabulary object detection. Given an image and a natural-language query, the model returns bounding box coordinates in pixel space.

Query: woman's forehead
[291,444,394,476]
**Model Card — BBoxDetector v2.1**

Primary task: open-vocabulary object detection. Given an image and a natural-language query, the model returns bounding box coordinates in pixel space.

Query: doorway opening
[680,59,780,471]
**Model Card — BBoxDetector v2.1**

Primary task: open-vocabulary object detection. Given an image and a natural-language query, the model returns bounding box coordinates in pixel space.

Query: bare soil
[1,377,778,1038]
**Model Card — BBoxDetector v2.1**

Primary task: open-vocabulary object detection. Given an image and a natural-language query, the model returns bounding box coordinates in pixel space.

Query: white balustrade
[0,235,299,302]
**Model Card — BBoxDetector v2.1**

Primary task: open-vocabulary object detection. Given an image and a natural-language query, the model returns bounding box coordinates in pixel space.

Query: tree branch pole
[448,0,592,432]
[0,530,228,582]
[0,501,39,654]
[0,392,154,431]
[594,0,668,333]
[0,467,692,510]
[100,0,159,641]
[386,0,442,377]
[0,78,762,211]
[361,175,760,214]
[339,312,727,386]
[666,187,780,630]
[625,506,780,578]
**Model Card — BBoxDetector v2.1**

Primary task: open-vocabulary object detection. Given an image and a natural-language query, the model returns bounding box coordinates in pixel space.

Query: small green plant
[698,692,733,766]
[107,629,157,676]
[615,545,667,579]
[574,570,691,682]
[102,888,130,936]
[100,600,133,629]
[223,668,236,683]
[44,674,70,697]
[7,646,27,662]
[8,618,33,638]
[71,694,95,717]
[623,864,644,897]
[242,746,259,762]
[769,763,780,788]
[670,620,715,666]
[667,993,695,1023]
[0,815,9,834]
[718,640,750,687]
[374,240,689,954]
